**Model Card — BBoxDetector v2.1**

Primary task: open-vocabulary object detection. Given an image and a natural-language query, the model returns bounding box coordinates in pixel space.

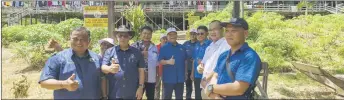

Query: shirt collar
[68,48,91,59]
[166,42,179,47]
[115,45,133,52]
[231,42,249,53]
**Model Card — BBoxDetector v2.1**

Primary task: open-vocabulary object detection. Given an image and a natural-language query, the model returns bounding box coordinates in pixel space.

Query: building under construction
[2,0,344,30]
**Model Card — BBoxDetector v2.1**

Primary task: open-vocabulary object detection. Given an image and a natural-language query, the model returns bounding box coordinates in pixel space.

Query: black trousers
[185,70,193,99]
[194,78,202,100]
[143,82,156,100]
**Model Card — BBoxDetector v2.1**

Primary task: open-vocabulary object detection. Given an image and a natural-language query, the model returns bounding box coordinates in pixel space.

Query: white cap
[190,29,197,33]
[166,27,177,34]
[98,38,115,45]
[160,34,167,39]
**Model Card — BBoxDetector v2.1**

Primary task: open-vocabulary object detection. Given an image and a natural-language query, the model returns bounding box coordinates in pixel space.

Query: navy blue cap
[221,18,249,30]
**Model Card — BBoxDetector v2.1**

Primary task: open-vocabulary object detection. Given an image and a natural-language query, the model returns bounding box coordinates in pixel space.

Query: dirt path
[2,48,52,99]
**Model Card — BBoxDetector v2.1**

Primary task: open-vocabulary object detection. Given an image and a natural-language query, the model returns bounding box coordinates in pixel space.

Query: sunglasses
[190,32,197,35]
[197,33,206,35]
[117,34,130,39]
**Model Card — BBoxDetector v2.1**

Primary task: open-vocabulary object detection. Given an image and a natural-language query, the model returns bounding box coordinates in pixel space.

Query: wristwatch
[139,84,145,88]
[207,84,214,93]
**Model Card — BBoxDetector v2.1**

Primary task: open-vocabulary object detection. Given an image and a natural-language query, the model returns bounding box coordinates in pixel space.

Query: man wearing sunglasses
[191,25,211,99]
[205,18,261,99]
[182,28,197,100]
[101,25,145,99]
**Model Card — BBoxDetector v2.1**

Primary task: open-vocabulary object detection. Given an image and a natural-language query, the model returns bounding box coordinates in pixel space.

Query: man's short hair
[70,27,91,40]
[197,25,208,32]
[140,26,153,33]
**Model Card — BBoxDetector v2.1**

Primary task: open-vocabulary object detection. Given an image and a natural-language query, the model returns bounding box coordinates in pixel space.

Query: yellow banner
[84,18,108,27]
[84,6,108,13]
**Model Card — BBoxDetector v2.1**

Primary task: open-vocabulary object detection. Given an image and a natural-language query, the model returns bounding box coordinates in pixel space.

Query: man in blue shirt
[182,28,197,100]
[38,27,102,99]
[204,18,262,99]
[192,25,211,99]
[159,27,188,99]
[101,25,145,99]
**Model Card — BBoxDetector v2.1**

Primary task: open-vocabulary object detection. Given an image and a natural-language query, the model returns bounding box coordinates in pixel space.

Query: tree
[121,5,146,41]
[297,0,315,15]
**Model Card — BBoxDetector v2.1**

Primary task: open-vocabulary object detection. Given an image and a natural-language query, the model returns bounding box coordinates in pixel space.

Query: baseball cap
[190,29,197,33]
[221,18,249,30]
[166,27,177,34]
[98,38,115,45]
[160,34,167,39]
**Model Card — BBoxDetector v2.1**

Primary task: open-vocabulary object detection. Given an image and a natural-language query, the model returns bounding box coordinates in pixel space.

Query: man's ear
[244,30,249,39]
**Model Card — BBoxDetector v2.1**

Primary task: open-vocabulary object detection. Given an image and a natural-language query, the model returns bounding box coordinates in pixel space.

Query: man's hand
[197,64,204,74]
[190,72,194,81]
[200,78,207,88]
[102,58,120,74]
[136,87,144,99]
[63,74,79,91]
[208,93,221,99]
[167,56,175,65]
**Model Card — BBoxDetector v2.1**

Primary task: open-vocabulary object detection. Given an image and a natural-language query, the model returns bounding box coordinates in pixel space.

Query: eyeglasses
[197,33,206,35]
[190,32,197,35]
[117,34,130,39]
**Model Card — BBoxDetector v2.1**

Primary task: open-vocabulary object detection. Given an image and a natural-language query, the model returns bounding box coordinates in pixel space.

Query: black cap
[221,18,249,30]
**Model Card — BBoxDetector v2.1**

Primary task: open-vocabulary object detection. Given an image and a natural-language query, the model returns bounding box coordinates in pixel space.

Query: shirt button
[123,78,126,80]
[123,85,126,87]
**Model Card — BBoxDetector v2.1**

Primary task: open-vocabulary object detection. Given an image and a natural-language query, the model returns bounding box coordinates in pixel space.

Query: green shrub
[11,75,30,98]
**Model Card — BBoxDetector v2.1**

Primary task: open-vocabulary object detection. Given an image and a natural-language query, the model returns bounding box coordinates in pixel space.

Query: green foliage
[121,5,146,41]
[55,18,84,40]
[11,75,30,98]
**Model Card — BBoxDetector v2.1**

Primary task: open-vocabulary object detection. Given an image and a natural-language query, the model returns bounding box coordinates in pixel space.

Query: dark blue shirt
[183,40,197,71]
[214,43,261,99]
[39,48,101,99]
[102,46,145,99]
[158,42,187,84]
[193,41,210,78]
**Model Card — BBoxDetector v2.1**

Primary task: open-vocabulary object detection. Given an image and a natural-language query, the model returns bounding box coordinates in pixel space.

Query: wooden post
[233,1,240,18]
[108,1,115,37]
[162,12,164,29]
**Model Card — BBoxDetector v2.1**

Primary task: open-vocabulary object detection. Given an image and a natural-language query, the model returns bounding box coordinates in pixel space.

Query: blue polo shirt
[39,48,101,99]
[214,43,261,99]
[183,40,197,71]
[193,41,210,78]
[159,42,187,84]
[102,46,145,99]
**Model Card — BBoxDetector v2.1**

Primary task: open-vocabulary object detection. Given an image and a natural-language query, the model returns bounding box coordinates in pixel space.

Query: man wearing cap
[101,25,145,99]
[39,27,102,99]
[98,38,115,99]
[159,27,188,99]
[131,26,159,100]
[198,20,231,99]
[204,18,261,99]
[182,28,197,100]
[155,34,167,99]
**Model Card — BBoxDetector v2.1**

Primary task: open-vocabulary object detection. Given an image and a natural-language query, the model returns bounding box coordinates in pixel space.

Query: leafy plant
[121,5,146,41]
[11,75,30,98]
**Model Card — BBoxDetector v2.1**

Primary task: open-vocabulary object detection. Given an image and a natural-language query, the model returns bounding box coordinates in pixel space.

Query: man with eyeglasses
[101,25,145,99]
[191,25,211,99]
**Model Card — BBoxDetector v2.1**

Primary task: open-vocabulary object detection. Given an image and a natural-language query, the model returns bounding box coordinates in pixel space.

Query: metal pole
[240,0,244,18]
[233,1,240,18]
[108,1,114,37]
[182,12,185,31]
[162,12,164,29]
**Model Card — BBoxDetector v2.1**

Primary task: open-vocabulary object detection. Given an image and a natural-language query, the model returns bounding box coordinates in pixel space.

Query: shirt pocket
[60,62,76,80]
